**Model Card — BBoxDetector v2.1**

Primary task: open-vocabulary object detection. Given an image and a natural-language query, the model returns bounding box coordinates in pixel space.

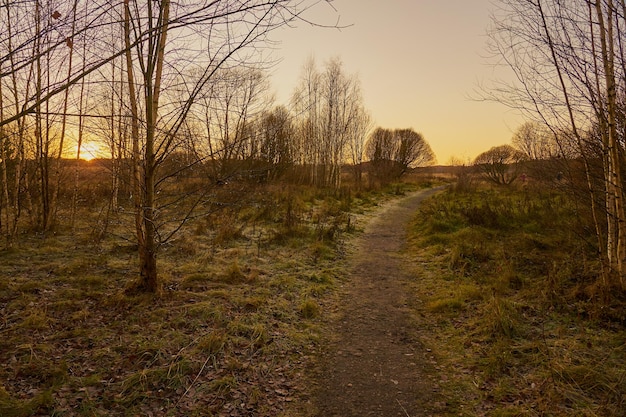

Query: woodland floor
[306,187,448,416]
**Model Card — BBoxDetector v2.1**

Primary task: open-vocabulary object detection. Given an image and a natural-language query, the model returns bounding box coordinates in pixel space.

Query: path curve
[315,186,445,417]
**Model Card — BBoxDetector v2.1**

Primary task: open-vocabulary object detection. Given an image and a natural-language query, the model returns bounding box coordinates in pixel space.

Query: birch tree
[121,0,336,293]
[292,57,367,188]
[292,57,322,185]
[346,105,371,187]
[487,0,626,289]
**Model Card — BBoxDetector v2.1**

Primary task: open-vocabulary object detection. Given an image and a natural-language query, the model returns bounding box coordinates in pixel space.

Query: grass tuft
[196,332,226,355]
[483,296,523,339]
[299,299,320,319]
[222,261,246,283]
[0,385,54,417]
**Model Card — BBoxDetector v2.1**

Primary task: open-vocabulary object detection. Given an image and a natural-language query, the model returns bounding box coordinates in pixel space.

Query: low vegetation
[407,180,626,416]
[0,171,428,416]
[3,164,625,416]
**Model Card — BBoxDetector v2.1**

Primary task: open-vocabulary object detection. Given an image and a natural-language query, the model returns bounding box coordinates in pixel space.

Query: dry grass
[0,176,430,416]
[406,182,626,416]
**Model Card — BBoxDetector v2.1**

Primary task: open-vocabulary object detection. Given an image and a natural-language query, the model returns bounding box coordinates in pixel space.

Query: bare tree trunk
[33,0,46,231]
[50,0,79,231]
[124,0,170,293]
[109,46,121,214]
[70,27,88,230]
[0,62,7,244]
[123,0,148,292]
[595,0,626,287]
[138,0,170,293]
[3,0,32,244]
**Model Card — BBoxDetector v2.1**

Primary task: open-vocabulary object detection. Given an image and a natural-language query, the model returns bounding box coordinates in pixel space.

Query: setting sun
[79,141,104,161]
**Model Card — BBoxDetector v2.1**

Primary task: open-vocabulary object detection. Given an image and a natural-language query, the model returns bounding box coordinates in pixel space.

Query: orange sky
[269,0,524,165]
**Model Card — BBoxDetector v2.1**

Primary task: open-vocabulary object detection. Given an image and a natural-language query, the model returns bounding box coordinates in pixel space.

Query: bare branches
[365,127,435,184]
[487,0,626,287]
[0,0,343,290]
[290,56,367,188]
[473,144,525,185]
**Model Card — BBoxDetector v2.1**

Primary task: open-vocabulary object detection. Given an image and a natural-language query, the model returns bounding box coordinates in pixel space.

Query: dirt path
[314,187,445,417]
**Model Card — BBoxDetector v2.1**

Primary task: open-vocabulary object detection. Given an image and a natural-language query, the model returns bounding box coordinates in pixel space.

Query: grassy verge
[0,179,430,416]
[406,183,626,416]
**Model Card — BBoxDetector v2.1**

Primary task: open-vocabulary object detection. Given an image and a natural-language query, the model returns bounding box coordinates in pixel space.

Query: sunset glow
[270,0,522,164]
[79,142,104,161]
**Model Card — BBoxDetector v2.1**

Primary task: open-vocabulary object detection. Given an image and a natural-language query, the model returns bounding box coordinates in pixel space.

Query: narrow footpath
[314,187,445,417]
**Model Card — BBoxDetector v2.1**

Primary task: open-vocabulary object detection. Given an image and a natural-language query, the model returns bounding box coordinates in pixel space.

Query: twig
[397,399,411,417]
[175,355,212,406]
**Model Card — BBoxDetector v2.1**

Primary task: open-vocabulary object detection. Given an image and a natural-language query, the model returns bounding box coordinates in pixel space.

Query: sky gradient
[269,0,523,165]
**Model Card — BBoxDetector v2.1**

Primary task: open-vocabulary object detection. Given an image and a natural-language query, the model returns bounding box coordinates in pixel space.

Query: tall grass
[408,183,626,416]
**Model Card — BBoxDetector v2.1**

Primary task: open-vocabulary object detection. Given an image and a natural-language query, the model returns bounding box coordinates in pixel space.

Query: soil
[312,187,446,417]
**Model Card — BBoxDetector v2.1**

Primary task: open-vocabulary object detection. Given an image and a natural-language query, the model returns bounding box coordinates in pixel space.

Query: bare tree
[291,56,367,188]
[346,105,371,187]
[0,0,34,245]
[120,0,337,292]
[473,144,525,185]
[292,57,323,185]
[512,121,557,160]
[365,127,435,185]
[192,67,271,183]
[257,106,295,181]
[365,127,396,186]
[487,0,626,289]
[394,129,436,173]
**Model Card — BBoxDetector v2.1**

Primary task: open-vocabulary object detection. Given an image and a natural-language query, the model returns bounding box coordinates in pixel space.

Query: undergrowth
[407,183,626,416]
[0,178,429,416]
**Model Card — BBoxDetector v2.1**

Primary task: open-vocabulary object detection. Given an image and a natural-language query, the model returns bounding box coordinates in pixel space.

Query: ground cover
[6,174,617,417]
[405,182,626,416]
[0,180,427,416]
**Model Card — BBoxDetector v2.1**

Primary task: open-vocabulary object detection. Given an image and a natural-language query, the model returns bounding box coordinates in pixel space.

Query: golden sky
[269,0,523,165]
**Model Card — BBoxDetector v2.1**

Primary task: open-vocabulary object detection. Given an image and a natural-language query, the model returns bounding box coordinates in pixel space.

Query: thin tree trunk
[124,0,148,291]
[4,0,32,243]
[70,26,88,230]
[595,0,626,288]
[34,0,45,230]
[125,0,171,292]
[138,0,170,292]
[51,0,79,231]
[534,0,612,284]
[0,60,7,244]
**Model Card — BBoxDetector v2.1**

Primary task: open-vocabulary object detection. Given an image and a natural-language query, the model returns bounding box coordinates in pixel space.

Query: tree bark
[595,0,626,288]
[124,0,151,292]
